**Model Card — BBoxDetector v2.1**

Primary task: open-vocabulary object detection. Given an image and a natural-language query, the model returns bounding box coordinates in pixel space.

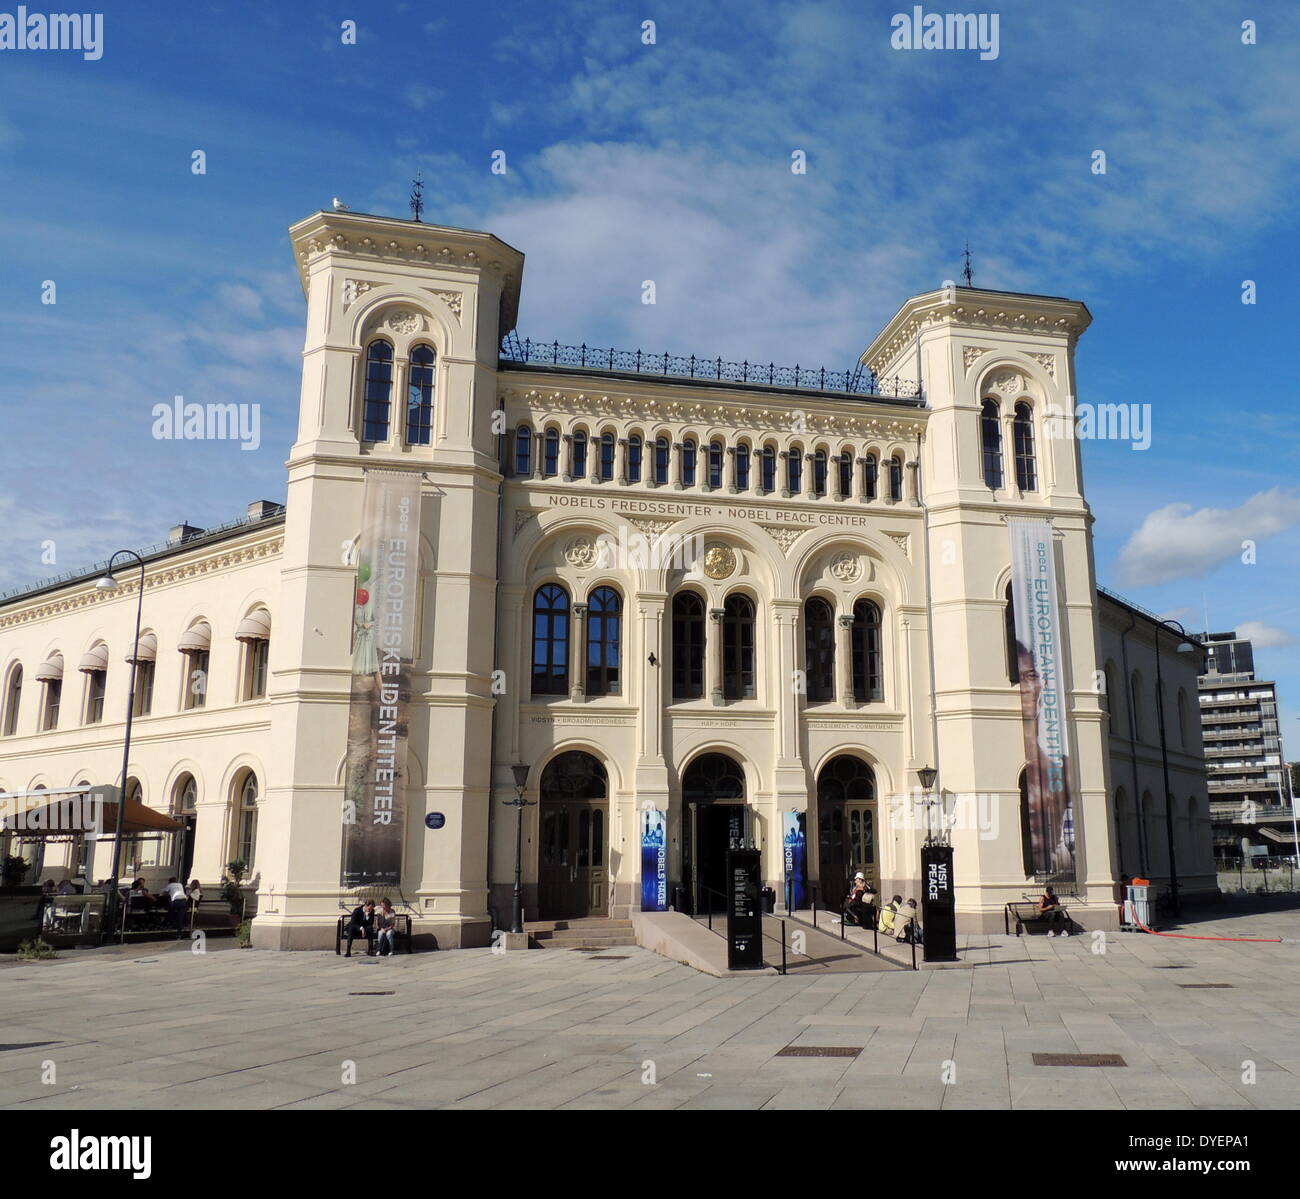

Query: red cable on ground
[1128,907,1285,944]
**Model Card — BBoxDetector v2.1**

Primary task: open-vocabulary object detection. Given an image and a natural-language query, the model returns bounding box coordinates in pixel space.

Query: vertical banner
[782,810,807,912]
[342,469,423,887]
[921,844,958,962]
[1008,517,1076,883]
[640,808,667,911]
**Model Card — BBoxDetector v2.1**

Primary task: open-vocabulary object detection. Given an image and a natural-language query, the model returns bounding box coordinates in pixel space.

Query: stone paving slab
[1,909,1298,1109]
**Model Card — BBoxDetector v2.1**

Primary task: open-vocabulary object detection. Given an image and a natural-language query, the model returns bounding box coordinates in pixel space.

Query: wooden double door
[538,751,610,920]
[817,755,879,909]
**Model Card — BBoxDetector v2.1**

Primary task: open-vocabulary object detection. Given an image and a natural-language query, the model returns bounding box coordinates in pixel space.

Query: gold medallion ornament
[703,542,736,580]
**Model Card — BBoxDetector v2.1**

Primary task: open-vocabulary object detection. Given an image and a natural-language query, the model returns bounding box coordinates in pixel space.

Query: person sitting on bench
[345,900,376,957]
[374,897,398,957]
[878,895,902,937]
[1040,886,1069,936]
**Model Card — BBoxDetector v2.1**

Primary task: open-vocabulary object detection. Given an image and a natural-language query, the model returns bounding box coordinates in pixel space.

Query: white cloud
[1113,489,1300,588]
[1235,621,1296,649]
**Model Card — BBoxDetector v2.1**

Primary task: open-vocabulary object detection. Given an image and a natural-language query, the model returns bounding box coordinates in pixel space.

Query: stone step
[532,930,637,944]
[525,919,632,933]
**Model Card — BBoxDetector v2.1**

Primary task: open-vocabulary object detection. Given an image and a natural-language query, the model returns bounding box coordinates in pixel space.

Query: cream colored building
[0,209,1213,947]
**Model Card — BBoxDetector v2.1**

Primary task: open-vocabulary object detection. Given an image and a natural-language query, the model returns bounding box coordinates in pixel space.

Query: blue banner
[640,808,667,911]
[783,811,807,912]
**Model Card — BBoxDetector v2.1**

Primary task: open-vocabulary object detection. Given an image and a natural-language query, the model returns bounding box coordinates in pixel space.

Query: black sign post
[726,848,764,970]
[921,844,958,963]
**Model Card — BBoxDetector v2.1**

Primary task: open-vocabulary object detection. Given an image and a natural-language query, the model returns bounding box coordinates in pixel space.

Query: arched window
[851,600,883,702]
[1019,769,1034,876]
[543,428,560,477]
[237,609,271,701]
[1005,582,1019,684]
[735,444,750,490]
[838,452,853,498]
[981,399,1003,489]
[722,594,756,700]
[586,587,621,696]
[599,432,615,481]
[803,597,835,702]
[515,426,532,476]
[671,592,705,700]
[654,436,670,485]
[787,447,803,494]
[2,665,20,736]
[812,450,828,497]
[572,430,588,479]
[531,584,570,696]
[1013,402,1037,492]
[234,771,258,872]
[627,434,643,483]
[888,455,903,501]
[362,340,393,443]
[406,343,435,445]
[708,441,724,489]
[36,653,63,731]
[760,445,776,492]
[179,622,211,711]
[863,454,878,500]
[1130,671,1144,740]
[682,438,697,486]
[175,774,198,814]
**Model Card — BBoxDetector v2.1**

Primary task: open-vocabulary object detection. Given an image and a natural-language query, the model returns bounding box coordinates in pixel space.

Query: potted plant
[221,859,248,924]
[2,854,29,888]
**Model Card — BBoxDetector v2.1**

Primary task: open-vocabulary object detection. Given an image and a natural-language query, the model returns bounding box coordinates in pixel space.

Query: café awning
[125,632,158,664]
[234,609,271,642]
[177,622,212,655]
[2,791,181,837]
[78,644,110,674]
[34,654,63,682]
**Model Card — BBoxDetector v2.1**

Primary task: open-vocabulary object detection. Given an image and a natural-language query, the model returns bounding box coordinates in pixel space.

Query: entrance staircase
[526,916,637,950]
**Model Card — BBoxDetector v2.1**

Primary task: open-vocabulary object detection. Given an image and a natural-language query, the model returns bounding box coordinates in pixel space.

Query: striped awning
[125,632,158,664]
[177,622,212,655]
[234,609,271,643]
[78,644,110,674]
[34,654,64,682]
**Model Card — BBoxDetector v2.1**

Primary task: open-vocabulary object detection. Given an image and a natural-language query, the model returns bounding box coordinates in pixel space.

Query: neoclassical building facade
[0,209,1213,946]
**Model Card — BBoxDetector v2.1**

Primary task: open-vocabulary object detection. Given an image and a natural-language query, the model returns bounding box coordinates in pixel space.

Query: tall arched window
[735,444,750,491]
[851,600,883,702]
[627,434,643,483]
[708,441,724,489]
[599,432,615,481]
[812,450,828,497]
[362,340,393,443]
[1005,582,1019,684]
[532,584,571,696]
[515,425,532,476]
[760,445,776,492]
[787,446,803,494]
[543,428,560,477]
[838,452,853,498]
[1013,402,1037,492]
[572,430,588,478]
[36,652,63,731]
[863,454,878,500]
[406,343,435,445]
[981,399,1003,489]
[1019,768,1034,876]
[888,455,903,501]
[804,598,835,702]
[586,587,621,696]
[722,594,756,700]
[671,592,705,700]
[234,771,258,871]
[654,436,670,485]
[1,665,20,736]
[682,438,697,486]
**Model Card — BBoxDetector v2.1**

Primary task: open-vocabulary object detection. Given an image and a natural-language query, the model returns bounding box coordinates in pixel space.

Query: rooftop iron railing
[499,333,921,399]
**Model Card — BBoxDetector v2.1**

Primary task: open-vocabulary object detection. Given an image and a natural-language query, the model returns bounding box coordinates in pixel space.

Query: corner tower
[252,211,523,949]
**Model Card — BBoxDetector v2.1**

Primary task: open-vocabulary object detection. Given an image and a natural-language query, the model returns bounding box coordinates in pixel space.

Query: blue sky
[1,0,1297,738]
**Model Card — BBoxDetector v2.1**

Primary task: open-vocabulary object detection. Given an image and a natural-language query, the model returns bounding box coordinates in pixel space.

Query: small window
[627,435,642,483]
[788,447,803,494]
[2,665,20,736]
[184,650,210,710]
[515,426,532,476]
[1014,402,1037,492]
[708,441,724,489]
[234,772,258,872]
[132,660,154,717]
[888,455,903,501]
[362,340,393,443]
[981,399,1004,489]
[760,446,776,492]
[406,344,435,445]
[599,432,615,481]
[85,670,106,724]
[543,428,560,477]
[572,430,588,478]
[247,639,269,700]
[681,439,697,486]
[42,678,61,730]
[863,455,878,500]
[838,452,853,498]
[736,444,750,490]
[654,437,670,485]
[812,450,828,497]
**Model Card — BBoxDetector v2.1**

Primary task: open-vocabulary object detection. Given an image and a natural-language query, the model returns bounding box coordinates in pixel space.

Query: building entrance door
[537,752,608,920]
[681,753,748,915]
[817,756,878,909]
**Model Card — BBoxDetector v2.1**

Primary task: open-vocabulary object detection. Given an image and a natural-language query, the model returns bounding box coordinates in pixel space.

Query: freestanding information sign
[727,848,764,970]
[921,844,958,962]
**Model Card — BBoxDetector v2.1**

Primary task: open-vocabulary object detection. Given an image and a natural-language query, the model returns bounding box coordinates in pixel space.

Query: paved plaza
[2,906,1298,1110]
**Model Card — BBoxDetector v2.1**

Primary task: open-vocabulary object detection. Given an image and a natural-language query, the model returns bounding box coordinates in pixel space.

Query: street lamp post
[94,550,146,941]
[503,763,534,935]
[1151,617,1200,919]
[918,765,939,845]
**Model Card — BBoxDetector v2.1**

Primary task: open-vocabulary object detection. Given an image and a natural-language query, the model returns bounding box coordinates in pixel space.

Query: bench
[334,913,413,955]
[1005,900,1073,936]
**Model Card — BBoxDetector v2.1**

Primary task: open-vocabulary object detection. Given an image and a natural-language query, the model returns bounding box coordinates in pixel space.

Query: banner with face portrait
[783,810,807,912]
[342,469,423,888]
[640,808,667,911]
[1008,518,1076,883]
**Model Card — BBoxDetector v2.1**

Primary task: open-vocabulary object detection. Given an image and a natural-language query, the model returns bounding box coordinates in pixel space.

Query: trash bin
[761,886,775,914]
